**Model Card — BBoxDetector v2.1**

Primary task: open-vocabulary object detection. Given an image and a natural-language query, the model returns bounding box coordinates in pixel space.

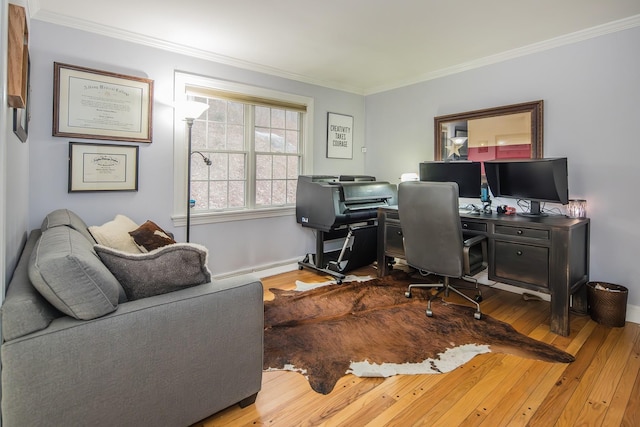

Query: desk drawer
[461,220,487,232]
[495,225,549,240]
[494,241,549,288]
[385,224,405,257]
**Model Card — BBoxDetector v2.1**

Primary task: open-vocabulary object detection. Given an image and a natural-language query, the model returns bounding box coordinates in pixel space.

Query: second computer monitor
[419,161,482,198]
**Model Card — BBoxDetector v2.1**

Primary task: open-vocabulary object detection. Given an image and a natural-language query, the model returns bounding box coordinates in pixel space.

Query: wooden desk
[377,206,590,336]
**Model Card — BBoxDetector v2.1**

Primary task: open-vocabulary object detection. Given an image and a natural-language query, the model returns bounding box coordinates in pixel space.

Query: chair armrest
[463,234,486,247]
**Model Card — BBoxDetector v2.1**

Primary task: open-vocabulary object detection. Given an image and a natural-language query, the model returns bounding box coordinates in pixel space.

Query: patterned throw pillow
[129,220,176,252]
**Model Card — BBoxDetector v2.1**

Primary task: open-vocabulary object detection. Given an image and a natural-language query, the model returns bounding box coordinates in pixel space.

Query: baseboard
[625,304,640,325]
[212,259,300,281]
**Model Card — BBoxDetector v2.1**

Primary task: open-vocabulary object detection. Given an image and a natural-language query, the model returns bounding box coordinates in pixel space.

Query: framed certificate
[54,63,153,143]
[68,142,139,192]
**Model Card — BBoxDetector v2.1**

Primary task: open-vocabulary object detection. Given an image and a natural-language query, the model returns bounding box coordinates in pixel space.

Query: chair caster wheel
[426,309,433,317]
[298,266,303,270]
[336,280,342,285]
[475,295,483,302]
[405,291,412,298]
[474,312,482,320]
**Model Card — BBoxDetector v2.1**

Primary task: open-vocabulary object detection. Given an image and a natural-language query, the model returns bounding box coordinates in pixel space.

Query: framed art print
[327,112,353,159]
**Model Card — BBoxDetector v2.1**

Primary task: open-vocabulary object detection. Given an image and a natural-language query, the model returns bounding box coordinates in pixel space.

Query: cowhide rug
[263,271,574,395]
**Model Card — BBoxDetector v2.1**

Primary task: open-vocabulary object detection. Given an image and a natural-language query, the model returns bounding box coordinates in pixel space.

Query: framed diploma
[54,63,153,143]
[69,142,139,192]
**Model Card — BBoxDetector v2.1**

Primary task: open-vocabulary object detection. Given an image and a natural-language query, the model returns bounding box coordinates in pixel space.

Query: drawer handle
[516,250,523,256]
[463,223,468,228]
[396,231,403,236]
[517,229,523,235]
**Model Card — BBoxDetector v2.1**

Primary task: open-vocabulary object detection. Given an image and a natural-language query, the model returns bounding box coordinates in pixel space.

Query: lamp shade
[177,100,209,120]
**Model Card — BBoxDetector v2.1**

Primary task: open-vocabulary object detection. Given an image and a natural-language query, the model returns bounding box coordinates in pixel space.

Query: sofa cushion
[129,220,176,252]
[28,226,122,320]
[88,214,142,253]
[1,230,63,341]
[94,243,212,300]
[41,208,95,243]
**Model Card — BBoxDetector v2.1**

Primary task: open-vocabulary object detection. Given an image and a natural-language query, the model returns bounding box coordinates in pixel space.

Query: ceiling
[28,0,640,95]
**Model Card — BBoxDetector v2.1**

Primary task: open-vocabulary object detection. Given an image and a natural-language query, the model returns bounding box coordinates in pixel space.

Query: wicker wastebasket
[586,281,628,327]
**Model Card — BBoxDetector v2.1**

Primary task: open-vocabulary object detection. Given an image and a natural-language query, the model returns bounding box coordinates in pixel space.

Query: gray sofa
[1,209,264,427]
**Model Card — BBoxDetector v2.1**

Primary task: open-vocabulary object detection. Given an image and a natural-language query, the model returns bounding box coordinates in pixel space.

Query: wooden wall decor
[8,4,29,109]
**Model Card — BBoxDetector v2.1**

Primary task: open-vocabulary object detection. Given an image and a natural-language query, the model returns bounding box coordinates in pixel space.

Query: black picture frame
[326,112,354,159]
[12,54,30,143]
[68,142,139,192]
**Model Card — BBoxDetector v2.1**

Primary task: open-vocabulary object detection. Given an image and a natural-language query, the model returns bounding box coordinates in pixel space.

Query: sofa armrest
[1,275,264,427]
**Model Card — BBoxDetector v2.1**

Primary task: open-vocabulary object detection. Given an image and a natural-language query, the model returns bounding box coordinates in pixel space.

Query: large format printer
[295,175,397,282]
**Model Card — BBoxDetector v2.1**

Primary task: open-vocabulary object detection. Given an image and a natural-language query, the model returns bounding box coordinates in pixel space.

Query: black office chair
[398,181,487,319]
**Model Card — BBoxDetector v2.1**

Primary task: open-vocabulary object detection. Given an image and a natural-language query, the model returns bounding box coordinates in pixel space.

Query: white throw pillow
[89,214,142,253]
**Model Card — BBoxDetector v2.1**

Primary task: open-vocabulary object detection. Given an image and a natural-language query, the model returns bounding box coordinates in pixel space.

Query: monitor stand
[518,201,548,217]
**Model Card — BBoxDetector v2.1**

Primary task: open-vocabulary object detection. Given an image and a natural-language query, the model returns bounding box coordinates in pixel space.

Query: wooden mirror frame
[434,100,544,161]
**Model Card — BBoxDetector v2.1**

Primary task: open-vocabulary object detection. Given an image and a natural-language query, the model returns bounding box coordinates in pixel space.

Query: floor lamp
[181,100,209,242]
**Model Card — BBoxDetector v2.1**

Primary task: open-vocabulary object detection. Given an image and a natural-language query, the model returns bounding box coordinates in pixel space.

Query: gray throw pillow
[41,208,96,243]
[28,226,121,320]
[94,243,212,300]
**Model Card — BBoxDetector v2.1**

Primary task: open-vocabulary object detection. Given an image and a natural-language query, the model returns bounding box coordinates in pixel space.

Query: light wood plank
[604,324,640,426]
[195,266,639,427]
[573,324,640,425]
[554,326,625,426]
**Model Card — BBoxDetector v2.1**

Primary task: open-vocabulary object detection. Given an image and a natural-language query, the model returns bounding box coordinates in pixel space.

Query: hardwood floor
[195,265,640,427]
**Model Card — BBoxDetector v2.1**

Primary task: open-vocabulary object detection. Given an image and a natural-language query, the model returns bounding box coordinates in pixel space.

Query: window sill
[172,206,296,226]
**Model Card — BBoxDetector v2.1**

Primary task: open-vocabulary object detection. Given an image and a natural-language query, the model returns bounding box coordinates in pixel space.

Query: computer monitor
[419,161,482,198]
[484,157,569,216]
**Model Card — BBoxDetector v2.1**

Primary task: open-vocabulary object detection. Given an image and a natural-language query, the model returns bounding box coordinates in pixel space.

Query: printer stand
[298,224,377,284]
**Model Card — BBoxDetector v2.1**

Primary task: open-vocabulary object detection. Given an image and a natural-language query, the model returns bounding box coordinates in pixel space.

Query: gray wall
[26,20,366,276]
[5,14,639,316]
[365,26,640,308]
[2,0,30,291]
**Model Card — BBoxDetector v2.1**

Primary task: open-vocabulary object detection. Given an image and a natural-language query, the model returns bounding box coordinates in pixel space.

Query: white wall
[25,20,367,276]
[365,26,640,308]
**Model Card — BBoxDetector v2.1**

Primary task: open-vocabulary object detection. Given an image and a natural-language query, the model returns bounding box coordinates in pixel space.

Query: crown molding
[365,14,640,95]
[29,8,640,97]
[29,9,366,95]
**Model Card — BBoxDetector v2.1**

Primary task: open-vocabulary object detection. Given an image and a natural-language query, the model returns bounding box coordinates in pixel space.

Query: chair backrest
[398,181,464,277]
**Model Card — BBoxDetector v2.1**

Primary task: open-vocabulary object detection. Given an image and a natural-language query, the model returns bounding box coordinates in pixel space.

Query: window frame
[172,72,314,225]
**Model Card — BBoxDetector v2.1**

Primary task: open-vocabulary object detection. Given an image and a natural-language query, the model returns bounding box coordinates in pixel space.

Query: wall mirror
[434,100,543,164]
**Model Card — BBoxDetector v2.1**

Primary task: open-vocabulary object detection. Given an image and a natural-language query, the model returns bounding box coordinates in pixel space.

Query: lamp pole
[180,100,209,243]
[186,117,195,242]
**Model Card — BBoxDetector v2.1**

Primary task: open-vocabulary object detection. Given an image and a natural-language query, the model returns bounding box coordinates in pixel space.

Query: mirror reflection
[435,100,543,163]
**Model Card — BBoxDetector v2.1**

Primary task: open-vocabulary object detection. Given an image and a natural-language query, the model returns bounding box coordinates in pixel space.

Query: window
[173,72,313,224]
